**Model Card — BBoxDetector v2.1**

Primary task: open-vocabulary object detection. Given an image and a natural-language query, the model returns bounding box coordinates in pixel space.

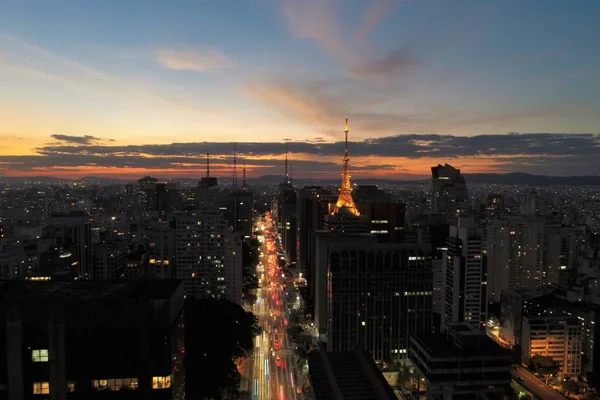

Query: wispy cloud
[156,48,230,72]
[357,0,400,45]
[245,77,592,135]
[0,32,214,116]
[282,0,353,65]
[50,134,113,145]
[281,0,415,81]
[351,45,420,79]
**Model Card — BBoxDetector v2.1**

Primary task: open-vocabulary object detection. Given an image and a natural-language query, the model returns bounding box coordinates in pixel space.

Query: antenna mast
[232,143,238,190]
[242,161,247,190]
[206,152,210,178]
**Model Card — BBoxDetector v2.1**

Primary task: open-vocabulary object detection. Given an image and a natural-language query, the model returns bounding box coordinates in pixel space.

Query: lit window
[33,382,49,394]
[67,381,75,393]
[152,375,172,389]
[92,378,138,391]
[32,349,48,362]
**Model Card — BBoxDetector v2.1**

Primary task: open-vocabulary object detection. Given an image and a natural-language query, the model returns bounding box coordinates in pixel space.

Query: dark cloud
[50,134,106,145]
[34,133,600,159]
[2,132,599,177]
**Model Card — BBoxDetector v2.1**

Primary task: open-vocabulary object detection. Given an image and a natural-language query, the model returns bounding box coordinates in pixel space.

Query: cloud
[351,45,420,79]
[50,134,107,145]
[156,48,230,72]
[1,132,597,178]
[282,0,353,65]
[245,77,592,136]
[0,32,214,117]
[357,0,400,45]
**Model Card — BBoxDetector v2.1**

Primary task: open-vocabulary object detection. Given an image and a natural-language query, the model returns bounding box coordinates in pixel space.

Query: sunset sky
[1,0,599,179]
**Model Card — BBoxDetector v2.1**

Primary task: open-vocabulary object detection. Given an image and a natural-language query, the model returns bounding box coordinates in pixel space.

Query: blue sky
[1,0,599,178]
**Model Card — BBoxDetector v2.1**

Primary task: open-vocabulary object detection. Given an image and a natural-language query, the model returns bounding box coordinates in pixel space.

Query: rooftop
[412,332,508,359]
[308,349,396,400]
[0,280,183,303]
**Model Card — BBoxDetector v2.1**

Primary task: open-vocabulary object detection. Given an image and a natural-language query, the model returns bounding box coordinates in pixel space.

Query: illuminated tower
[331,118,359,216]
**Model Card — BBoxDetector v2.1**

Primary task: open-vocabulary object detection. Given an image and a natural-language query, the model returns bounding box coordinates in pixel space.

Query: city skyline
[1,0,600,179]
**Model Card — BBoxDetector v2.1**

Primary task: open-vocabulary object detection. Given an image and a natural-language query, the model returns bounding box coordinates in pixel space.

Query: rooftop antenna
[206,152,210,178]
[233,143,238,190]
[283,139,291,184]
[242,160,247,190]
[289,164,293,186]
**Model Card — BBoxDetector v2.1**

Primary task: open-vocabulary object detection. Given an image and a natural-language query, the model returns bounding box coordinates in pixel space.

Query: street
[249,213,303,400]
[511,366,566,400]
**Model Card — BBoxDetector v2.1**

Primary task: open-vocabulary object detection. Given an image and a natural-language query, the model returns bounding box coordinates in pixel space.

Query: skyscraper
[430,164,468,225]
[314,233,433,361]
[175,210,242,304]
[441,218,485,331]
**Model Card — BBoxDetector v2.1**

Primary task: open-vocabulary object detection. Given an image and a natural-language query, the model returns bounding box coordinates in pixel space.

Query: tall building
[0,280,185,399]
[296,186,336,288]
[46,212,92,280]
[484,219,511,303]
[430,164,468,225]
[355,187,406,243]
[274,143,297,265]
[93,240,128,280]
[230,190,254,239]
[314,233,433,361]
[142,222,176,279]
[175,210,242,304]
[441,218,485,331]
[522,315,582,378]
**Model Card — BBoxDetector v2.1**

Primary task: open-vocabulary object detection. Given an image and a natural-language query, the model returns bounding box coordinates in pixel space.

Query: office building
[429,164,468,225]
[409,322,511,400]
[93,240,128,280]
[522,315,582,378]
[46,212,92,279]
[314,233,433,361]
[441,219,485,331]
[0,280,185,399]
[296,186,336,289]
[484,220,511,303]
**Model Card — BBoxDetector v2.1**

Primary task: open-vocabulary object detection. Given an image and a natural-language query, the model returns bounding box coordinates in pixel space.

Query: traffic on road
[250,213,303,400]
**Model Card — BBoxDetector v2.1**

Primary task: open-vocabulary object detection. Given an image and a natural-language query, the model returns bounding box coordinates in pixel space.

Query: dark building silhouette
[308,347,397,400]
[409,322,511,399]
[0,280,184,399]
[314,233,433,361]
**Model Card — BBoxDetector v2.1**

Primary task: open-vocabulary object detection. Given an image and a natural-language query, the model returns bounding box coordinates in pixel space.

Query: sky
[1,0,599,179]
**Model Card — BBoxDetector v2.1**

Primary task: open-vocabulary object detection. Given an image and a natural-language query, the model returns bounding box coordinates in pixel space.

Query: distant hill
[463,173,600,186]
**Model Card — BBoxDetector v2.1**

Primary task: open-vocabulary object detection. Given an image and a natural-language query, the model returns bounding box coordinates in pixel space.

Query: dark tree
[531,355,560,376]
[562,379,580,395]
[241,239,261,305]
[185,299,260,399]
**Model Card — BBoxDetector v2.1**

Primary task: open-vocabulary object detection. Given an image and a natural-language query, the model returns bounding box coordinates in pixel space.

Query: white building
[175,210,242,304]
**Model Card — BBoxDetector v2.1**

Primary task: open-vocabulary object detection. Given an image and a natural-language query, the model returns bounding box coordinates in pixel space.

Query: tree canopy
[531,355,560,376]
[184,299,261,399]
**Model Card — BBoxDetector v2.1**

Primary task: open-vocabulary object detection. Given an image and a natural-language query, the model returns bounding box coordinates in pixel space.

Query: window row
[92,378,138,391]
[33,381,75,394]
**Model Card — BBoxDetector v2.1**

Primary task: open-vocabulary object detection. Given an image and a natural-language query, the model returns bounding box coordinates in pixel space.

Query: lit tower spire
[331,118,359,216]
